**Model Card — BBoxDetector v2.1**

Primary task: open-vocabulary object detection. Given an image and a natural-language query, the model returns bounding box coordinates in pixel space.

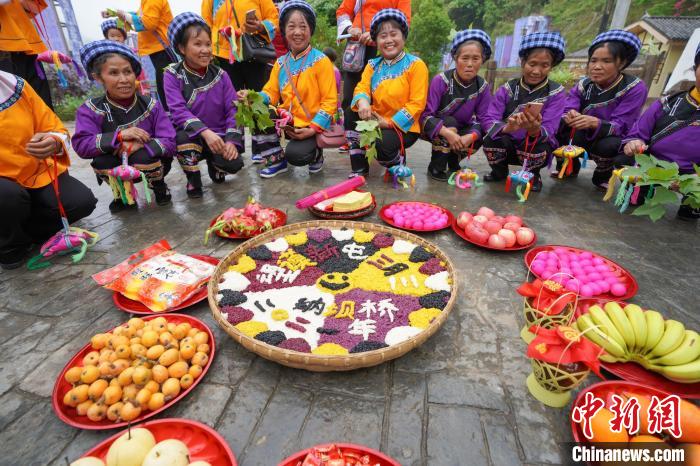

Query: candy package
[92,240,215,312]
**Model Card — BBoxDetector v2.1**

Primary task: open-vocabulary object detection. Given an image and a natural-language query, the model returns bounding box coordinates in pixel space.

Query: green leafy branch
[356,120,382,164]
[235,91,274,132]
[619,154,700,221]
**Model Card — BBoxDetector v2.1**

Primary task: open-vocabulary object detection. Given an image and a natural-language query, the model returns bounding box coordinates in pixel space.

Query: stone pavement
[0,130,698,466]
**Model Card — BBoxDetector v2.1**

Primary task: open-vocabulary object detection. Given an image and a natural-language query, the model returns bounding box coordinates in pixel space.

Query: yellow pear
[106,427,156,466]
[142,439,190,466]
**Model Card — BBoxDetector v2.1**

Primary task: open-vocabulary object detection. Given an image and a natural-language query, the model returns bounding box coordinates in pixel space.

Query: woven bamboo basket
[208,220,457,371]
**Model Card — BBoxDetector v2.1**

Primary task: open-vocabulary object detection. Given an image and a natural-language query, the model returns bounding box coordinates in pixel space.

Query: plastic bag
[92,240,215,312]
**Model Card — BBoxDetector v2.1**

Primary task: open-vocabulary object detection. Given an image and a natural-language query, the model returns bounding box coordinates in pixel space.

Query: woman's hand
[286,127,316,140]
[245,16,262,34]
[348,27,362,41]
[569,114,599,130]
[237,89,250,100]
[520,111,542,137]
[120,127,150,143]
[459,133,475,151]
[202,129,225,154]
[502,113,522,134]
[222,143,239,160]
[357,99,372,120]
[376,116,391,129]
[440,127,465,152]
[563,109,580,125]
[25,133,60,159]
[623,139,647,157]
[359,31,372,45]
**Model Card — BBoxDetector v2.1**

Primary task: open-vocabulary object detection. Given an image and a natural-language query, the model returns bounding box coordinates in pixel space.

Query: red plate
[451,215,537,251]
[112,255,220,315]
[279,443,401,466]
[208,208,287,240]
[80,418,237,465]
[570,381,673,443]
[52,314,215,430]
[524,245,638,300]
[379,202,454,232]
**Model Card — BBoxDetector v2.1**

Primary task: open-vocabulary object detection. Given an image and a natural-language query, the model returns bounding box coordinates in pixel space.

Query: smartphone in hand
[524,102,543,118]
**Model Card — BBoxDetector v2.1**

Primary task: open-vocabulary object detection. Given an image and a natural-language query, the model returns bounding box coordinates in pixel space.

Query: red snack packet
[92,240,215,312]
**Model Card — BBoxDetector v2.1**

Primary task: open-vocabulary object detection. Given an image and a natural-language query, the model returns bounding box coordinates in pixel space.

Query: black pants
[0,174,97,257]
[218,59,270,92]
[285,136,321,166]
[428,116,482,173]
[556,125,621,183]
[149,50,175,111]
[90,149,169,199]
[176,130,244,188]
[0,52,53,109]
[482,133,550,179]
[341,45,377,114]
[349,129,419,173]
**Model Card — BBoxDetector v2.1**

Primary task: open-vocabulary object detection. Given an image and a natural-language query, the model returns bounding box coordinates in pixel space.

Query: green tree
[409,0,455,74]
[446,0,485,29]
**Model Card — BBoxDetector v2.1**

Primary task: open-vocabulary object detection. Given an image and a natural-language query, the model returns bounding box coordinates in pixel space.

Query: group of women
[2,0,699,270]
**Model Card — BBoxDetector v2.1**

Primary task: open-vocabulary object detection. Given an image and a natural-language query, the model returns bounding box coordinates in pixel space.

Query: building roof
[634,16,700,41]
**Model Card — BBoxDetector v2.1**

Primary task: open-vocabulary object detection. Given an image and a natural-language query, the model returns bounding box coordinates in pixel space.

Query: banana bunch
[575,302,700,384]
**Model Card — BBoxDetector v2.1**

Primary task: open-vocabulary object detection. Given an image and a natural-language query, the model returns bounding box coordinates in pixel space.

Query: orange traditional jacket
[0,0,47,55]
[128,0,173,56]
[0,72,70,189]
[352,52,428,133]
[201,0,278,62]
[261,47,338,130]
[336,0,411,39]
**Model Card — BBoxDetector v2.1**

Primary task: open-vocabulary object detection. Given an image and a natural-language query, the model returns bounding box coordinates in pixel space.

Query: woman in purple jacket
[555,30,647,188]
[421,29,492,181]
[72,41,175,212]
[164,13,244,199]
[482,32,568,192]
[619,44,700,221]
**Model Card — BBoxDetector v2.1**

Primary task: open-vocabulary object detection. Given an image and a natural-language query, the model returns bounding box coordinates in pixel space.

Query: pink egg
[566,280,580,293]
[553,247,568,255]
[531,262,546,275]
[425,222,436,230]
[414,220,424,230]
[580,284,594,297]
[610,283,627,297]
[592,257,606,265]
[587,272,602,281]
[435,218,448,228]
[595,264,609,273]
[580,252,593,259]
[596,280,610,293]
[394,218,405,227]
[588,283,602,295]
[605,275,619,284]
[580,259,592,267]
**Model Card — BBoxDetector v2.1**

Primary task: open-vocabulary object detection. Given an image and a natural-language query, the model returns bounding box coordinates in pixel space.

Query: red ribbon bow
[517,278,576,316]
[527,325,603,378]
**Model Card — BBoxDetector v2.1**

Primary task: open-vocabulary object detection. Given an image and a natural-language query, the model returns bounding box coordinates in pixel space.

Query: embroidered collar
[594,73,624,94]
[290,45,312,60]
[383,51,406,67]
[520,77,548,94]
[183,62,208,78]
[106,94,138,112]
[453,71,476,89]
[689,87,700,108]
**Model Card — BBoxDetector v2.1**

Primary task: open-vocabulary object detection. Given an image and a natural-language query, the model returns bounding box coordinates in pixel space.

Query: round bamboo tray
[208,220,457,371]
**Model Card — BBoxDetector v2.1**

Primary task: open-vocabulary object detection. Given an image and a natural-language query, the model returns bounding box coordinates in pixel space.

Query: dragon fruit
[255,208,278,232]
[244,196,263,217]
[232,215,260,237]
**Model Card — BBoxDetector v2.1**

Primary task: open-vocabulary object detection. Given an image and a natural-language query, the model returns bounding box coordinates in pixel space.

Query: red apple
[516,227,535,246]
[472,214,489,225]
[477,206,495,219]
[491,215,505,225]
[498,229,516,247]
[467,224,489,244]
[456,212,473,229]
[503,222,521,232]
[504,215,523,226]
[484,220,502,235]
[488,234,506,249]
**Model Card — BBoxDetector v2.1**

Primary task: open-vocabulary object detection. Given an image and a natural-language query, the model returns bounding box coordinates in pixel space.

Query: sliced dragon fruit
[232,215,260,237]
[243,196,262,217]
[255,208,279,231]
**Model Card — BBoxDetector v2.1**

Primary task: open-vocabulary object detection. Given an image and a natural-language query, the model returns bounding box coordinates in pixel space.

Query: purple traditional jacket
[72,94,175,159]
[420,70,491,141]
[484,78,567,148]
[562,74,647,141]
[623,91,700,173]
[163,61,242,147]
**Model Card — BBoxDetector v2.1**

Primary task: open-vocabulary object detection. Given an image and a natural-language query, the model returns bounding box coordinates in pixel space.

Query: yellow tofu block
[332,191,372,212]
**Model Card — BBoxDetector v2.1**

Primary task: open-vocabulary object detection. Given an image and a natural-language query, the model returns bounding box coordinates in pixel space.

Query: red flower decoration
[517,278,576,315]
[526,325,603,377]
